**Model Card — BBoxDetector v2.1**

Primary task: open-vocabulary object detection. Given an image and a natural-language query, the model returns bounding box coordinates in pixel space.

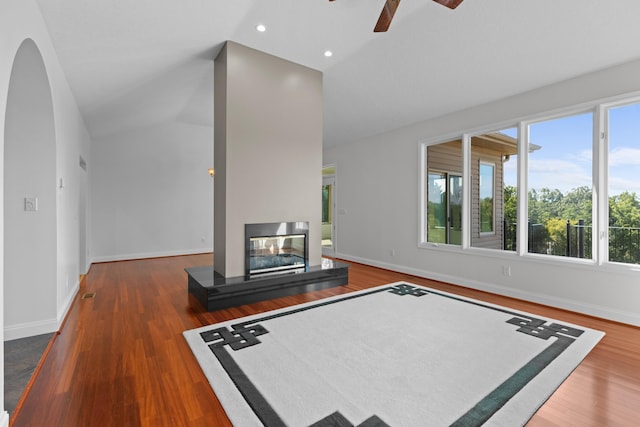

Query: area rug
[183,282,605,426]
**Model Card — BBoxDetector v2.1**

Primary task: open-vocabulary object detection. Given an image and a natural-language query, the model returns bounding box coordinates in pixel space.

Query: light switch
[24,197,38,212]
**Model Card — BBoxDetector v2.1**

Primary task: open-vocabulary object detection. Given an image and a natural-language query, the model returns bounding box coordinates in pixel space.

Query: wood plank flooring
[10,254,640,426]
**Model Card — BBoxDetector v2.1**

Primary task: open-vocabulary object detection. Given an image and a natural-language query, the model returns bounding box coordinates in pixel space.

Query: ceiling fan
[329,0,464,33]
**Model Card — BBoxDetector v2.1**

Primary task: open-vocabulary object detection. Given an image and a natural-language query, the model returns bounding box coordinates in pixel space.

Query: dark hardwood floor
[10,254,640,426]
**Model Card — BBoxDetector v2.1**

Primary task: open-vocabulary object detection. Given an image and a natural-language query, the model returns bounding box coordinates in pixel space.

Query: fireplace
[187,220,348,310]
[245,222,309,276]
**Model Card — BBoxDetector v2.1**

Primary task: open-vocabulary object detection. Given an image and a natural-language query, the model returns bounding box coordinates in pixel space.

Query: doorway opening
[322,166,336,257]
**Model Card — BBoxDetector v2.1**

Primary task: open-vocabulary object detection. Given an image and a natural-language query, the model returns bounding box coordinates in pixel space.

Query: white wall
[324,58,640,326]
[1,0,92,422]
[90,121,213,261]
[4,39,57,339]
[1,1,90,334]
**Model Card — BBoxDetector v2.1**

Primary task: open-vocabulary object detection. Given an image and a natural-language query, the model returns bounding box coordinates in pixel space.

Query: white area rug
[183,282,605,426]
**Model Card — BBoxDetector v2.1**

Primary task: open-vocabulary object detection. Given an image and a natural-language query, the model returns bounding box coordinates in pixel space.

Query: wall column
[214,41,323,277]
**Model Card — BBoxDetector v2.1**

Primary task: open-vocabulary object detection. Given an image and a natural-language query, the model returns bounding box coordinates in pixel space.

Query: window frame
[601,96,640,266]
[425,170,463,245]
[418,90,640,272]
[419,135,465,249]
[524,109,596,261]
[478,161,496,236]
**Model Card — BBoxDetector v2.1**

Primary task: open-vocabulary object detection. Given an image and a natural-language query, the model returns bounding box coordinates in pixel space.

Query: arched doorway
[4,39,57,340]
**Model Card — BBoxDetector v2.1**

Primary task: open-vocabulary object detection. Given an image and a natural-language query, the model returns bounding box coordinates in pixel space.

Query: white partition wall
[214,42,323,277]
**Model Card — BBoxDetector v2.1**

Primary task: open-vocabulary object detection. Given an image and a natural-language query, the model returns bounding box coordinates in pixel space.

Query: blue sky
[502,103,640,197]
[608,102,640,196]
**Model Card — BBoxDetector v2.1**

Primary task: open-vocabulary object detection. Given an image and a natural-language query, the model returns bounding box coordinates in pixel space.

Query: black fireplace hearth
[186,258,349,311]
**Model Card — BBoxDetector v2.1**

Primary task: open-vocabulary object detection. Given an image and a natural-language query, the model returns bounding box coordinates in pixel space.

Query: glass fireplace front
[245,222,309,276]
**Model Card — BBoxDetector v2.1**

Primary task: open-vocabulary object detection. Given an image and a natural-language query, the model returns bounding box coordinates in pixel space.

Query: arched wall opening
[4,38,58,339]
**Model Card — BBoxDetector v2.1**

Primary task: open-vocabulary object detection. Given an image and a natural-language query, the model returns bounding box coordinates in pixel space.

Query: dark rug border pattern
[197,283,585,427]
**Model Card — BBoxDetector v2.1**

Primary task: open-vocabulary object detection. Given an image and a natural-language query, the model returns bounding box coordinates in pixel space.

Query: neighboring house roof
[472,132,541,157]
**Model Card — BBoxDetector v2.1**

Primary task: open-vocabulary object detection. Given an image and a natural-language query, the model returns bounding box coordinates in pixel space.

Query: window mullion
[596,105,608,265]
[516,122,528,256]
[462,134,471,249]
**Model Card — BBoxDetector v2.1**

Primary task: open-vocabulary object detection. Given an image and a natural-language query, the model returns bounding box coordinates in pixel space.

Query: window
[479,163,495,234]
[427,172,462,244]
[322,184,332,223]
[527,112,593,259]
[607,101,640,264]
[420,93,640,268]
[470,128,517,251]
[423,139,462,246]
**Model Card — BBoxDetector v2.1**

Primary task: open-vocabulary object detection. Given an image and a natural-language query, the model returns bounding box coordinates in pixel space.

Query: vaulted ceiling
[35,0,640,147]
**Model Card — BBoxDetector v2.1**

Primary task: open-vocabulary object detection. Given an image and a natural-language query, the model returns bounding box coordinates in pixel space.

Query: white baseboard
[4,279,80,341]
[3,317,59,341]
[336,252,640,327]
[91,248,213,263]
[1,411,9,427]
[58,281,80,324]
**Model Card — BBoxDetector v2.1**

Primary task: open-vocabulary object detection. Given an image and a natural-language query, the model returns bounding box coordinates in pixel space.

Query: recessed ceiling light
[256,24,266,32]
[324,50,333,57]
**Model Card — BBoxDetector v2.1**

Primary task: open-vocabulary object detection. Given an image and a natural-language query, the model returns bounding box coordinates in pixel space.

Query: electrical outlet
[24,197,38,212]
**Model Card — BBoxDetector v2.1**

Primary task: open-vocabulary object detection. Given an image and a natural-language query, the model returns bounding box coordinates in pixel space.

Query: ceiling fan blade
[374,0,401,33]
[433,0,464,9]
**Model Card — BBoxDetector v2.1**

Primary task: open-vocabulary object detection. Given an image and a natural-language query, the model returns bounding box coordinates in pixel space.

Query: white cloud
[577,149,592,163]
[609,147,640,166]
[608,175,640,196]
[501,145,640,195]
[528,158,591,193]
[529,158,587,175]
[503,157,591,192]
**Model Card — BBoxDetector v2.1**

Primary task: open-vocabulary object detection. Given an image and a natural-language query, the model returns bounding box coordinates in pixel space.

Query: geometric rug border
[184,281,605,427]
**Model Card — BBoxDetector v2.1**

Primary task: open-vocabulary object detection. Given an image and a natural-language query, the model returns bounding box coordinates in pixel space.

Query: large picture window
[424,139,462,246]
[607,101,640,264]
[527,112,593,259]
[470,128,517,251]
[420,94,640,268]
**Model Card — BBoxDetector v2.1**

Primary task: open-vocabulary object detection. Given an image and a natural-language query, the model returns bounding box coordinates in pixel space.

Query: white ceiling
[35,0,640,147]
